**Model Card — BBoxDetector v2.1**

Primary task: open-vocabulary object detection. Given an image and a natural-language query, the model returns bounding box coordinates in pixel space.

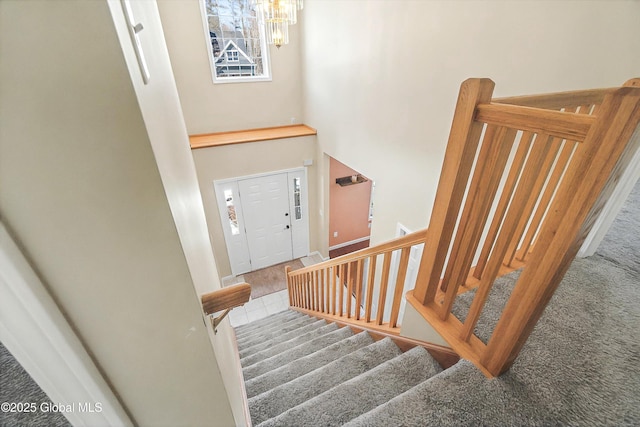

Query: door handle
[285,212,289,216]
[285,225,290,230]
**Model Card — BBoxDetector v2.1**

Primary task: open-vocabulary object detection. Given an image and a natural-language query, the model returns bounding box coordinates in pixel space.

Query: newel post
[413,78,496,305]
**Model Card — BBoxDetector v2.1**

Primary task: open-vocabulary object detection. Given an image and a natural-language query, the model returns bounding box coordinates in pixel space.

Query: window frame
[199,0,272,84]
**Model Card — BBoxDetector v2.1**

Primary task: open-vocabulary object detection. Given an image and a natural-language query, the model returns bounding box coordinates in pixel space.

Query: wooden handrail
[201,282,251,315]
[492,87,615,109]
[475,103,595,141]
[201,283,251,332]
[292,229,428,275]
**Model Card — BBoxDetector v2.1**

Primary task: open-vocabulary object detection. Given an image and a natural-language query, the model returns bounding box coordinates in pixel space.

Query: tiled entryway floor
[227,253,324,327]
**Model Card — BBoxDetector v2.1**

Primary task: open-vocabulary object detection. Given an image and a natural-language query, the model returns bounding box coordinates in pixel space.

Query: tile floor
[227,253,324,327]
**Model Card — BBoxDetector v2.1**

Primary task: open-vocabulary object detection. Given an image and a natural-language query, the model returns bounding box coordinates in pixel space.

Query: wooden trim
[355,331,459,370]
[189,124,317,149]
[476,103,595,141]
[288,306,460,370]
[492,87,615,109]
[201,283,251,315]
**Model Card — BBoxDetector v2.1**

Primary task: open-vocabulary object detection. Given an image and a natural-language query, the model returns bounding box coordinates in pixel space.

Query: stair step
[249,338,402,425]
[242,326,355,381]
[238,319,326,358]
[236,311,308,342]
[245,331,375,398]
[234,310,300,336]
[259,346,443,427]
[240,322,339,368]
[342,360,475,427]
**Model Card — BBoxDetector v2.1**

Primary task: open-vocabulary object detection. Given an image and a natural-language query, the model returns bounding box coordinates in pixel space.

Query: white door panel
[214,181,251,276]
[239,173,293,270]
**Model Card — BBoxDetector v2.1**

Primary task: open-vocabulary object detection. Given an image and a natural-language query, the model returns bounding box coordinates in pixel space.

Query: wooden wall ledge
[189,124,317,149]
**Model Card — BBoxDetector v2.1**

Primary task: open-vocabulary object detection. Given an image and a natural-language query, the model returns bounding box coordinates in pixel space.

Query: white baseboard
[308,251,329,262]
[329,236,370,251]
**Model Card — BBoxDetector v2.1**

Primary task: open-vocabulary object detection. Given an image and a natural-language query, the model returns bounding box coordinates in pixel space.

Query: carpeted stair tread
[245,331,375,398]
[234,310,300,336]
[237,314,318,347]
[236,312,311,343]
[249,338,402,425]
[238,319,328,358]
[242,326,355,381]
[259,346,443,427]
[342,359,557,427]
[240,322,339,367]
[236,312,308,342]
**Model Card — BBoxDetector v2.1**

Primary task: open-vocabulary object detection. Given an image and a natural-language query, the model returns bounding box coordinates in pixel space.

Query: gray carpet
[236,181,640,426]
[0,342,71,427]
[345,180,640,426]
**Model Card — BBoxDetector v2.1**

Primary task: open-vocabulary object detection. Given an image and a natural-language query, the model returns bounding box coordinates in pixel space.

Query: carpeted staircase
[234,311,443,426]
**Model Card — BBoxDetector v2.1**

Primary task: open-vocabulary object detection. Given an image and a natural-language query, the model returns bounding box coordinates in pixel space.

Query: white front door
[215,168,310,276]
[239,173,293,270]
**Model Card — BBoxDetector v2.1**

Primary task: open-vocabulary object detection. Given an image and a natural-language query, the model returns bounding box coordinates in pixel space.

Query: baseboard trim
[308,251,329,262]
[329,236,370,251]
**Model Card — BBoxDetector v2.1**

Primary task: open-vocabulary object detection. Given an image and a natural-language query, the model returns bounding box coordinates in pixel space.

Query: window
[293,177,302,220]
[226,50,239,62]
[224,189,240,235]
[201,0,271,83]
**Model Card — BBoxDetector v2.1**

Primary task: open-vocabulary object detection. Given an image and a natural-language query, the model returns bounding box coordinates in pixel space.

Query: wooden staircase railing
[287,229,428,336]
[287,78,640,378]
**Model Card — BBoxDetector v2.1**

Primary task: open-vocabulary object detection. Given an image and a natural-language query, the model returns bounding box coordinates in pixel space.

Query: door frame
[214,167,310,277]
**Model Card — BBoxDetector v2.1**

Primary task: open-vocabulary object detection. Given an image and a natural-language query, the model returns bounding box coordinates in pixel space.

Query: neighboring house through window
[201,0,271,83]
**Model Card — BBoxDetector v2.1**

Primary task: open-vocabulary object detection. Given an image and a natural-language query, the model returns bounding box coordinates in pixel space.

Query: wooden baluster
[484,84,640,376]
[313,270,320,311]
[516,105,596,261]
[338,264,345,317]
[304,272,308,309]
[319,268,325,313]
[414,78,496,305]
[364,255,377,323]
[474,131,534,280]
[389,247,411,328]
[291,275,299,307]
[331,266,337,315]
[376,252,392,325]
[355,259,364,320]
[285,266,292,306]
[461,133,556,342]
[516,138,577,261]
[440,126,517,319]
[346,262,353,318]
[504,134,565,266]
[308,272,313,309]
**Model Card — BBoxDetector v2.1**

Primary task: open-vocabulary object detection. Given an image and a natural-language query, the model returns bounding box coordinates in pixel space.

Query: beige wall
[302,0,640,250]
[157,0,304,134]
[329,157,372,247]
[192,137,319,277]
[0,1,236,425]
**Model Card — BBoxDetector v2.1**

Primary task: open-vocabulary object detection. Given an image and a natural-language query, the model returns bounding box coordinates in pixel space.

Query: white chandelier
[254,0,303,48]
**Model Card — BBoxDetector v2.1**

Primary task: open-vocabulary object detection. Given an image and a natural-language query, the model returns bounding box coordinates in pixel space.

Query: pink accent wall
[329,157,372,247]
